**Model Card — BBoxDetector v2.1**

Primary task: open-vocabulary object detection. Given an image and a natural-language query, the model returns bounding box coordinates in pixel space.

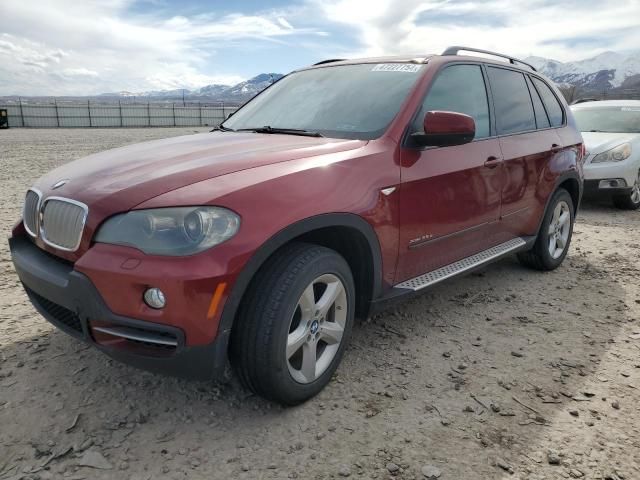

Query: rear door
[397,63,503,282]
[486,66,565,240]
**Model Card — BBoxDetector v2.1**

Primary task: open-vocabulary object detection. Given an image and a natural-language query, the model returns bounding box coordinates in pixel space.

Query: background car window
[487,67,536,135]
[572,107,640,133]
[414,64,490,139]
[532,77,564,127]
[526,76,550,129]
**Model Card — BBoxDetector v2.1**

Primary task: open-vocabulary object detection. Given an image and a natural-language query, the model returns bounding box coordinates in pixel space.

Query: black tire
[229,242,355,405]
[517,188,575,271]
[612,172,640,210]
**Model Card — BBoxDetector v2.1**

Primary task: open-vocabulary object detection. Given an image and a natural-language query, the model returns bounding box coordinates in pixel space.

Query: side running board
[395,237,526,291]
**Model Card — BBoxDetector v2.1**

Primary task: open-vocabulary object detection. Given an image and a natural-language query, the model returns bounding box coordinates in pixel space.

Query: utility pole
[19,97,24,127]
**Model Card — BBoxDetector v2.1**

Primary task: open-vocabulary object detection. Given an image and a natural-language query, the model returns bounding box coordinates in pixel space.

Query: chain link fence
[0,100,239,128]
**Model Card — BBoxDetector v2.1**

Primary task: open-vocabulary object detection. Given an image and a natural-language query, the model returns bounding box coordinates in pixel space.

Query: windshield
[222,63,425,140]
[572,106,640,133]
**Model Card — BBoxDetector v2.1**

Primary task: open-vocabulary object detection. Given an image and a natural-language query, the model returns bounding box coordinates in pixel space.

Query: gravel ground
[1,128,639,480]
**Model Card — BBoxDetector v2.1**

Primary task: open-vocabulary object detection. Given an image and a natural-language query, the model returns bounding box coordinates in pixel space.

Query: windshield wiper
[210,125,235,132]
[237,126,324,137]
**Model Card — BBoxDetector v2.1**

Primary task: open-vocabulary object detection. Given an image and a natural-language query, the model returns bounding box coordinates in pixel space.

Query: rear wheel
[230,243,355,405]
[518,188,574,271]
[612,170,640,210]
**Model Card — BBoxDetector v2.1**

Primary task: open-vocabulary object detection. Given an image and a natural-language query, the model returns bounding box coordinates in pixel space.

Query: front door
[396,63,503,283]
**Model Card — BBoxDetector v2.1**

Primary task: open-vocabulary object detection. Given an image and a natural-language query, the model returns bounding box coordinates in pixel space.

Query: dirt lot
[1,128,639,480]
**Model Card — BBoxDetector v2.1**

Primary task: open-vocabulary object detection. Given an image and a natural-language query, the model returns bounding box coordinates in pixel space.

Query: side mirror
[411,110,476,147]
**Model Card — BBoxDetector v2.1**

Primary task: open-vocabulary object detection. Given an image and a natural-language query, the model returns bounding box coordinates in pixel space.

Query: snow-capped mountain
[525,51,640,91]
[220,73,284,99]
[98,91,137,97]
[98,73,284,102]
[197,84,229,97]
[99,88,192,98]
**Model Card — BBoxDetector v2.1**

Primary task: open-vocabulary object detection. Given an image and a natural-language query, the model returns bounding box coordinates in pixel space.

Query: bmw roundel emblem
[51,179,69,190]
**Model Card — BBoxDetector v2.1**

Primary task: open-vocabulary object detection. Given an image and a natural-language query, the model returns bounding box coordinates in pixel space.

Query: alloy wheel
[547,200,571,259]
[286,273,347,384]
[631,171,640,205]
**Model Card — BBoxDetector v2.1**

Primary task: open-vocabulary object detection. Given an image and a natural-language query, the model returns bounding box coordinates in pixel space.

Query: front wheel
[230,243,355,405]
[612,170,640,210]
[518,188,575,271]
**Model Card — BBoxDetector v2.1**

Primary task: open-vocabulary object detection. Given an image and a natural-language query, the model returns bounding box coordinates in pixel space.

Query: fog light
[144,288,166,309]
[599,179,627,189]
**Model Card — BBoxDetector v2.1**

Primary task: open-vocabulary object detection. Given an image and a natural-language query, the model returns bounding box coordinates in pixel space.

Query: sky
[1,0,640,96]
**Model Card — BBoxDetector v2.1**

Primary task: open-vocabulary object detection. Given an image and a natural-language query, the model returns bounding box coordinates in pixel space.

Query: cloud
[61,68,99,78]
[314,0,640,62]
[0,0,318,95]
[1,0,638,96]
[278,17,295,30]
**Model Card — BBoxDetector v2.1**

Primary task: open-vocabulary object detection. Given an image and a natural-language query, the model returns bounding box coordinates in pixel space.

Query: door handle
[484,156,501,168]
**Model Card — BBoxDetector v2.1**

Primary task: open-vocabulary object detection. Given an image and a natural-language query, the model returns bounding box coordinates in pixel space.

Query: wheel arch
[535,171,582,237]
[218,213,383,344]
[557,176,581,214]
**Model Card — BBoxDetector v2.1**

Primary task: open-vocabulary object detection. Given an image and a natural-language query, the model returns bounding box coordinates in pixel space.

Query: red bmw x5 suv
[10,47,584,404]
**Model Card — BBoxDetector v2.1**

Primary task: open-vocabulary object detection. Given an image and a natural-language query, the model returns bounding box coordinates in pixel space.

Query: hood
[581,131,638,156]
[34,132,365,217]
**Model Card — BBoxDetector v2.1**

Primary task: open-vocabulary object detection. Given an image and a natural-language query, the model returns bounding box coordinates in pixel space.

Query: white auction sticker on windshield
[621,107,640,112]
[371,63,421,73]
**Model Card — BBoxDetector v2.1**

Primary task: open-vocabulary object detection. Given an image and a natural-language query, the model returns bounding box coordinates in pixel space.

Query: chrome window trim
[40,196,89,252]
[23,188,42,238]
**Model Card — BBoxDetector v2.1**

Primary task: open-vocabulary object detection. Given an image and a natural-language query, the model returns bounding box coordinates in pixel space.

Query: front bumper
[9,236,229,380]
[583,156,639,190]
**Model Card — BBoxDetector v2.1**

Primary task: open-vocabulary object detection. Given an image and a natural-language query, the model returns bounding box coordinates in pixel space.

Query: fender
[217,213,384,341]
[535,170,583,237]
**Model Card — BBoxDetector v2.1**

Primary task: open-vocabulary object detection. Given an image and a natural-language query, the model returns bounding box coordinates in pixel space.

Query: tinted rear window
[532,77,564,127]
[487,67,536,135]
[526,76,550,129]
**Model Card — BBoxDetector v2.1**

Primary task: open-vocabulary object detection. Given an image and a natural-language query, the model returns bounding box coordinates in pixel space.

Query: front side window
[572,106,640,133]
[487,67,536,135]
[413,64,490,139]
[532,77,564,127]
[223,63,424,140]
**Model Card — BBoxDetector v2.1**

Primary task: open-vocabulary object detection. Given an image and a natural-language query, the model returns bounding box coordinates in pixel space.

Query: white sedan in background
[571,100,640,210]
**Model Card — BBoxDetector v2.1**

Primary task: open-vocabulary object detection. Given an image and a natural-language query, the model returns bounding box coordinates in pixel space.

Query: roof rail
[313,58,346,66]
[441,46,537,72]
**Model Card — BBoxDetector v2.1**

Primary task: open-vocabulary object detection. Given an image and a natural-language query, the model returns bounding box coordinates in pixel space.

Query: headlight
[592,143,631,163]
[95,207,240,256]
